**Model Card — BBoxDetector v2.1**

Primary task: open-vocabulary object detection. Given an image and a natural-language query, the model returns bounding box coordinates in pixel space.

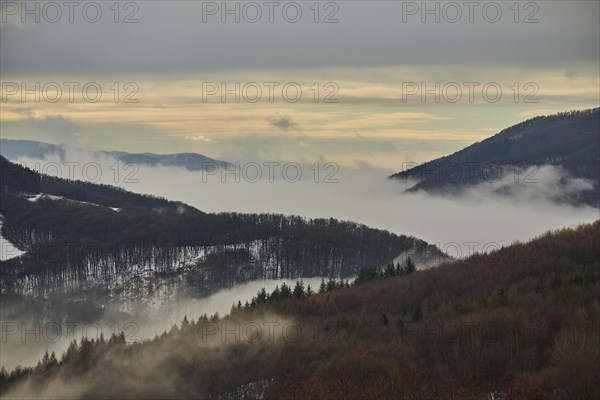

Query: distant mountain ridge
[0,139,231,171]
[391,109,599,207]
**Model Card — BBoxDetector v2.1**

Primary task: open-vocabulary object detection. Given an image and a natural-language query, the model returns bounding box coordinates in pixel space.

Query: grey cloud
[13,107,34,118]
[10,113,80,142]
[42,115,80,138]
[266,114,300,132]
[1,1,598,76]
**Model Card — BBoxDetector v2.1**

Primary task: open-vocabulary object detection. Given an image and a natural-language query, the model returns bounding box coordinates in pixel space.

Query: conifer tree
[306,284,314,296]
[319,278,326,293]
[404,257,416,275]
[293,280,305,298]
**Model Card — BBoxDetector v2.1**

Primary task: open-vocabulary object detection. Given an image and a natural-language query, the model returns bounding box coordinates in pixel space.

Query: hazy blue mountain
[0,139,231,171]
[0,139,65,161]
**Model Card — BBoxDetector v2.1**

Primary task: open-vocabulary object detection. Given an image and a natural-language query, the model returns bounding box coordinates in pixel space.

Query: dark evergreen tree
[280,283,292,299]
[306,285,314,296]
[384,262,396,278]
[293,280,305,299]
[326,278,337,292]
[354,266,379,284]
[181,316,190,329]
[270,285,281,303]
[319,279,326,294]
[257,288,268,303]
[404,257,416,275]
[395,262,404,276]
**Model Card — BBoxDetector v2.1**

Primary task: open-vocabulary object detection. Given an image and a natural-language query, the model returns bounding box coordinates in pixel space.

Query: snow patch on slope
[27,193,120,211]
[0,215,25,261]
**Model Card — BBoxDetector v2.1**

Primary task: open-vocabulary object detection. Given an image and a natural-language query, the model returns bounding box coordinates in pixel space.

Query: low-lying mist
[13,149,599,259]
[3,310,298,400]
[0,277,326,371]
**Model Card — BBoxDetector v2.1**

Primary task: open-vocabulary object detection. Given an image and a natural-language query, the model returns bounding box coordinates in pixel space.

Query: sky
[1,0,599,168]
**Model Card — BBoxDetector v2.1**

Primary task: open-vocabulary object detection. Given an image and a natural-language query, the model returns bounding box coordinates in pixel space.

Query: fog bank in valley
[13,149,598,259]
[0,277,326,371]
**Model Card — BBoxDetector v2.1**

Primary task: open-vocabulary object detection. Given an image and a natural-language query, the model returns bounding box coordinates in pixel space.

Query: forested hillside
[391,109,600,207]
[1,155,193,212]
[0,157,444,313]
[2,221,598,399]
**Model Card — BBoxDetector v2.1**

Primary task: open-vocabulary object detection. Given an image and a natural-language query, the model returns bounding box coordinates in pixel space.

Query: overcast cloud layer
[1,1,599,75]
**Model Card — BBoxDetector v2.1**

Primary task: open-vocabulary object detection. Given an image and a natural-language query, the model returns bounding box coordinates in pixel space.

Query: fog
[2,309,298,400]
[12,149,599,259]
[132,277,329,340]
[0,277,326,371]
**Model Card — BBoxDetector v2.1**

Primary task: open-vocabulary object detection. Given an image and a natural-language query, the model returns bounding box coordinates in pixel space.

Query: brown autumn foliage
[1,221,599,399]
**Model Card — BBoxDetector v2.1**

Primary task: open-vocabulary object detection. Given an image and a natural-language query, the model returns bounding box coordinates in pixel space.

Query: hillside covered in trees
[0,156,444,315]
[2,221,598,399]
[391,109,600,207]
